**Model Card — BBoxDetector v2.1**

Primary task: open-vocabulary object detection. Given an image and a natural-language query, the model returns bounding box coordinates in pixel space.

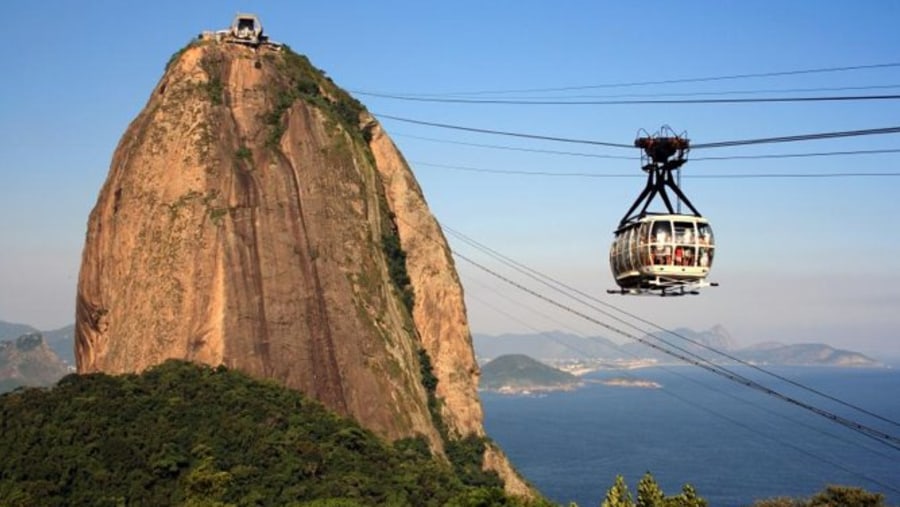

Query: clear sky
[1,1,898,358]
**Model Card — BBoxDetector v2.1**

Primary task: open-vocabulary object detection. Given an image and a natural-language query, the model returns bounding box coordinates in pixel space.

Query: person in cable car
[683,246,694,267]
[699,248,709,267]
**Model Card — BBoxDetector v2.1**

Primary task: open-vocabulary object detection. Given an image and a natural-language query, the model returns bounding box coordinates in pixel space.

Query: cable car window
[650,220,672,265]
[683,246,696,266]
[616,232,627,273]
[639,223,651,267]
[698,223,714,246]
[630,226,641,271]
[623,227,632,271]
[674,222,695,245]
[609,242,619,273]
[651,220,672,244]
[699,247,714,268]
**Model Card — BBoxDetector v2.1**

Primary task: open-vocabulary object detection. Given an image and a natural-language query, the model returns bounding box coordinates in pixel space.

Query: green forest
[0,360,543,506]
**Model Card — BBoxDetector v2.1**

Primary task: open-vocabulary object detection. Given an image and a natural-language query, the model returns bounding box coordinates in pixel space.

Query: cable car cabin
[609,214,715,294]
[607,127,718,296]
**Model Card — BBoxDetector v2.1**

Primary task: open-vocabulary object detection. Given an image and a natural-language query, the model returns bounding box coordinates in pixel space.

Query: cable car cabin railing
[610,215,714,289]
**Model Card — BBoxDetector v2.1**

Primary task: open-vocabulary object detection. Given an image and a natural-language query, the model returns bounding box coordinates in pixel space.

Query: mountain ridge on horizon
[1,320,885,369]
[473,326,882,367]
[0,320,75,366]
[0,331,70,392]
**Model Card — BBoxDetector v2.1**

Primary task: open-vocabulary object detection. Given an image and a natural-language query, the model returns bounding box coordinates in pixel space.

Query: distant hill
[0,321,37,340]
[42,324,75,365]
[0,320,75,366]
[620,325,739,360]
[474,331,621,362]
[737,343,876,367]
[0,332,70,393]
[474,326,880,367]
[480,354,581,393]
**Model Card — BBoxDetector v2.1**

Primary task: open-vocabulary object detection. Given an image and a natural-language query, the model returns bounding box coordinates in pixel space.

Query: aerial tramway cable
[356,61,900,97]
[394,132,900,162]
[410,160,900,179]
[450,246,900,452]
[376,114,635,148]
[445,225,900,430]
[432,223,900,449]
[390,208,900,488]
[376,114,900,151]
[363,93,900,105]
[358,83,900,101]
[464,272,900,492]
[692,126,900,149]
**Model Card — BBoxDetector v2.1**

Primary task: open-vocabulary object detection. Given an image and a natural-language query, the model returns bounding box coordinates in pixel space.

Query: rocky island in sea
[600,377,662,389]
[480,354,583,394]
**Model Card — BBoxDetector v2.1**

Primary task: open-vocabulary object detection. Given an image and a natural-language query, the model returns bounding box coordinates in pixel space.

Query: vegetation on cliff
[0,360,547,506]
[417,348,505,491]
[258,45,371,147]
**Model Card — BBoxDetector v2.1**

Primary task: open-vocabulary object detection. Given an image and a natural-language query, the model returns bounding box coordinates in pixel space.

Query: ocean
[481,366,900,507]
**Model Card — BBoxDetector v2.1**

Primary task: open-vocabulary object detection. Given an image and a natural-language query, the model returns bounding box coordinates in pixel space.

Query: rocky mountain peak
[75,37,528,495]
[1,332,69,390]
[15,333,44,351]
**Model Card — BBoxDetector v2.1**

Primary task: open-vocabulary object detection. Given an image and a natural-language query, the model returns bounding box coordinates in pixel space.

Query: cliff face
[76,41,528,494]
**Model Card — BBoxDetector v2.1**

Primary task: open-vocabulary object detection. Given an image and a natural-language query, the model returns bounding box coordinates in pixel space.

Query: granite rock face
[76,41,529,495]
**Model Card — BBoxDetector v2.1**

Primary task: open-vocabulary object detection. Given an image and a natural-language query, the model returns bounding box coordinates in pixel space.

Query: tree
[808,485,884,507]
[667,484,707,507]
[753,485,885,507]
[602,475,634,507]
[636,473,664,507]
[601,474,707,507]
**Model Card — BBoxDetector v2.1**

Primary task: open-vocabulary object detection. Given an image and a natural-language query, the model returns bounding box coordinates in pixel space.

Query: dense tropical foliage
[597,473,887,507]
[599,474,706,507]
[751,485,886,507]
[0,360,544,506]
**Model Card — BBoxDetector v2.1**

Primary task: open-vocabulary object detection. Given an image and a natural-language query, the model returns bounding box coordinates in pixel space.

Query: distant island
[480,354,583,394]
[600,377,661,389]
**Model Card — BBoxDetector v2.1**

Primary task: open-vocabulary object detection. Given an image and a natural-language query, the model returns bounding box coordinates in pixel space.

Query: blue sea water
[481,366,900,507]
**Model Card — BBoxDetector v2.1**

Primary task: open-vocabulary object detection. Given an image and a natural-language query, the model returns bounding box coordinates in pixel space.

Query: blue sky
[1,1,899,358]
